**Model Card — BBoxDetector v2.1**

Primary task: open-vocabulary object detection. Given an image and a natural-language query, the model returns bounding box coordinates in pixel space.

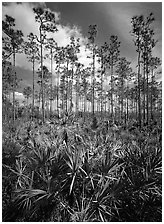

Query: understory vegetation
[2,113,162,222]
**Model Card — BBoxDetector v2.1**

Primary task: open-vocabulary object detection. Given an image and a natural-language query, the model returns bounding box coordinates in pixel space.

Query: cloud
[15,91,24,97]
[78,46,92,67]
[8,91,26,105]
[13,91,25,104]
[2,2,60,30]
[2,1,97,105]
[2,2,91,77]
[3,3,39,36]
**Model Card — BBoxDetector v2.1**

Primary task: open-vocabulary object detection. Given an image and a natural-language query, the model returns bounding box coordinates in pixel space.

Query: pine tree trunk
[32,58,35,120]
[146,55,149,125]
[57,64,60,116]
[104,101,106,115]
[121,79,124,120]
[137,49,141,129]
[84,95,86,113]
[83,95,86,121]
[101,67,103,120]
[126,97,129,123]
[61,74,65,111]
[111,61,114,121]
[96,100,98,112]
[65,60,69,113]
[50,48,53,117]
[136,101,138,120]
[70,66,74,111]
[76,72,79,113]
[39,91,41,110]
[107,97,109,116]
[143,61,146,123]
[92,47,95,116]
[13,50,16,124]
[150,68,154,119]
[40,27,45,123]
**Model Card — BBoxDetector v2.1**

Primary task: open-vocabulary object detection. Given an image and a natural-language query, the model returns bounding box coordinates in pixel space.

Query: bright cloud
[2,2,91,74]
[15,91,25,103]
[3,3,39,36]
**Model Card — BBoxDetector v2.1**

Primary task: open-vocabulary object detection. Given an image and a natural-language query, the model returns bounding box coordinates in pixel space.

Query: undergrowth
[2,117,162,222]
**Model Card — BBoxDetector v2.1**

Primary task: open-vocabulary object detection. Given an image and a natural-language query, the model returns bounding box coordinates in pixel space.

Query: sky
[2,2,162,102]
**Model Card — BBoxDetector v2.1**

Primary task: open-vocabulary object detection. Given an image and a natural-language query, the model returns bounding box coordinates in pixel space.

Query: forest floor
[2,114,162,222]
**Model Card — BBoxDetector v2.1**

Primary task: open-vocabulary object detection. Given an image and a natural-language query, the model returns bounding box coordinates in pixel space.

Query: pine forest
[2,2,162,222]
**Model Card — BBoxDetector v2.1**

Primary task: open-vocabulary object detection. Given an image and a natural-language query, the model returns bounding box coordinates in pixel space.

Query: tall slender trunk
[80,95,82,111]
[108,97,110,116]
[32,58,35,120]
[136,100,138,119]
[96,100,98,112]
[70,65,74,111]
[137,48,141,129]
[61,76,64,111]
[111,59,114,121]
[133,99,135,115]
[100,58,103,120]
[121,79,124,120]
[57,64,60,116]
[40,27,45,123]
[126,83,129,123]
[76,71,79,113]
[150,68,154,119]
[119,101,121,124]
[84,93,86,113]
[83,95,86,122]
[65,60,69,112]
[143,60,146,123]
[104,100,106,115]
[13,49,16,124]
[39,91,41,109]
[92,47,95,116]
[50,48,53,117]
[126,97,129,123]
[146,53,149,125]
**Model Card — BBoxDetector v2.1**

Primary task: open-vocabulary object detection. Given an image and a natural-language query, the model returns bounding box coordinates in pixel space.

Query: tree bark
[13,49,16,124]
[146,53,149,125]
[32,58,35,120]
[50,48,53,117]
[40,27,45,123]
[137,48,141,129]
[111,61,114,121]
